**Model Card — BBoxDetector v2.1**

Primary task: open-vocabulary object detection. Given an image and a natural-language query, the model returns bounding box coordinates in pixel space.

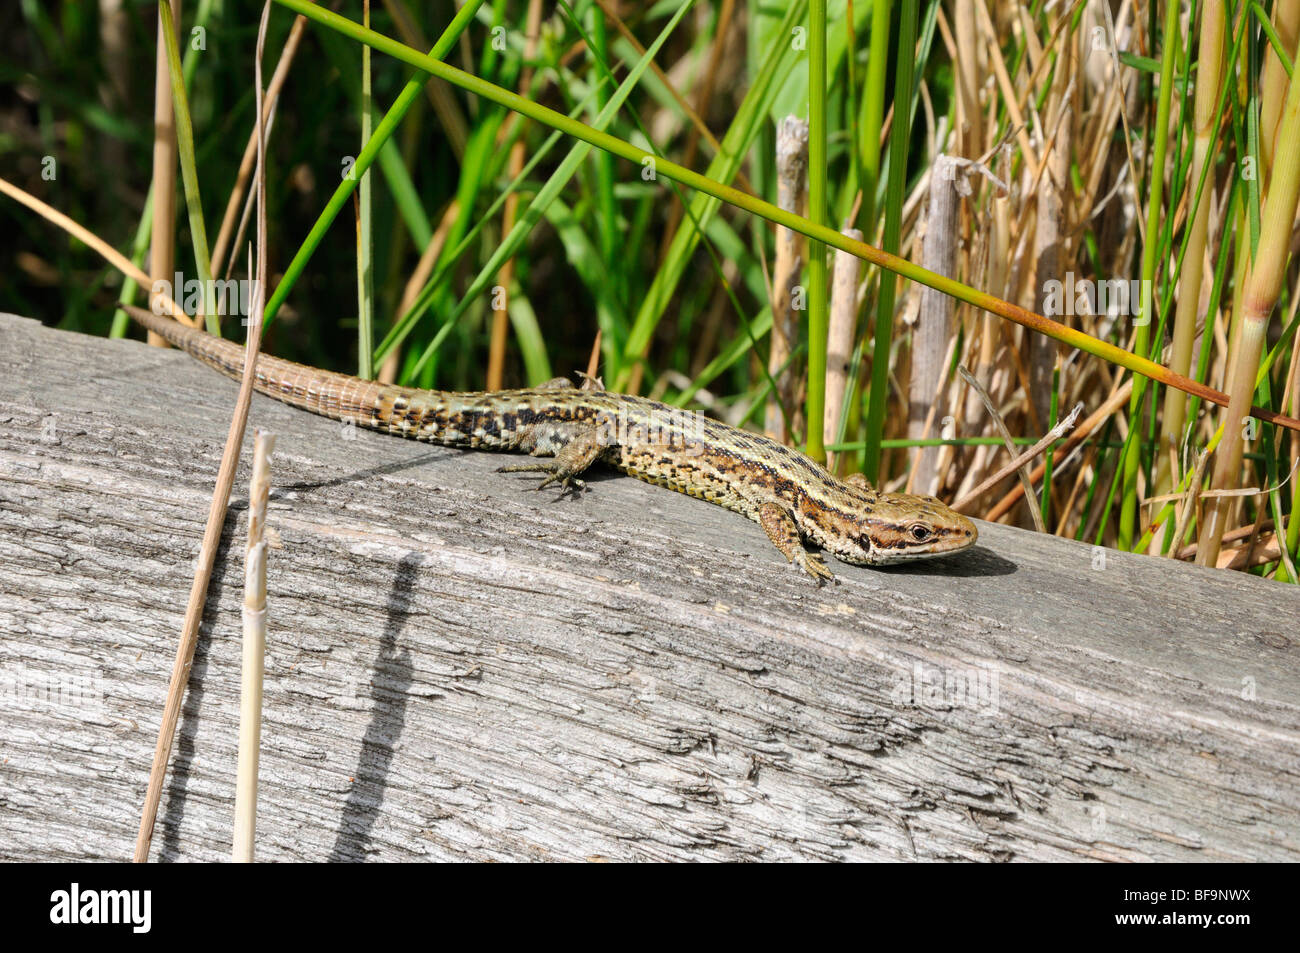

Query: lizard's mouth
[871,539,976,563]
[832,535,977,567]
[861,520,979,564]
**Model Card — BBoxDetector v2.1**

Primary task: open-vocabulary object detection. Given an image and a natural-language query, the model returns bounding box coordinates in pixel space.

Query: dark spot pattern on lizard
[124,305,980,580]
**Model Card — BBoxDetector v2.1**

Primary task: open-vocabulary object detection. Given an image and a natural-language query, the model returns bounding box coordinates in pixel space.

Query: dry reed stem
[211,14,307,279]
[232,430,276,863]
[909,156,960,495]
[1177,520,1275,559]
[147,0,182,347]
[1169,447,1212,560]
[0,177,186,320]
[1179,531,1283,570]
[1029,34,1073,432]
[961,147,1013,495]
[983,376,1134,522]
[379,198,461,383]
[958,365,1046,532]
[585,328,603,384]
[952,0,982,160]
[825,228,864,474]
[1199,32,1300,565]
[972,0,1040,179]
[953,401,1082,513]
[765,116,809,443]
[133,1,273,862]
[655,0,736,268]
[487,0,543,391]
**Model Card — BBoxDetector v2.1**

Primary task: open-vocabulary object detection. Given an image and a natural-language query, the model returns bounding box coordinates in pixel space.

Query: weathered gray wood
[2,312,1298,862]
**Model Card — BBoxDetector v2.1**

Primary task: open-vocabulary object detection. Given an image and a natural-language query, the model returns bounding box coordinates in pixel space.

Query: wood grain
[2,313,1298,862]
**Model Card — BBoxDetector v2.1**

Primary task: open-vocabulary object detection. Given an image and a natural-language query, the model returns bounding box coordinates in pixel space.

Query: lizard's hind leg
[497,428,611,494]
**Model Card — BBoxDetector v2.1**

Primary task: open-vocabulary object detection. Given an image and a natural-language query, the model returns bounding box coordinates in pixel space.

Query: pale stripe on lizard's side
[123,306,977,582]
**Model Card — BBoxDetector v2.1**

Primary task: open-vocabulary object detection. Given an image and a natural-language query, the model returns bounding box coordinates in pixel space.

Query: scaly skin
[124,306,977,581]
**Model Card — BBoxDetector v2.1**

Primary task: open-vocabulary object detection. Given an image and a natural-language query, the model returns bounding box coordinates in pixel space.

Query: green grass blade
[109,187,156,338]
[373,102,593,366]
[503,283,553,384]
[263,0,486,327]
[805,0,828,462]
[315,27,434,250]
[673,309,775,406]
[613,0,808,390]
[856,0,891,236]
[158,0,217,333]
[1119,0,1182,549]
[273,0,1297,438]
[356,3,374,380]
[403,0,700,379]
[861,0,918,484]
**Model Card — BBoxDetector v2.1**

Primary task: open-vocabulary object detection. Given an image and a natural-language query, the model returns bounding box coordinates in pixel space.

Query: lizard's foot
[496,462,587,494]
[757,501,838,585]
[497,428,609,497]
[795,549,837,585]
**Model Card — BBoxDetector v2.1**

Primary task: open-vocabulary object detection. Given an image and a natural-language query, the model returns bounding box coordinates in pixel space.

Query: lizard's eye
[909,524,932,543]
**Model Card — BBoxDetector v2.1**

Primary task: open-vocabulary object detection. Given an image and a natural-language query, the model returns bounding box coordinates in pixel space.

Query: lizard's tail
[124,304,263,379]
[121,304,422,430]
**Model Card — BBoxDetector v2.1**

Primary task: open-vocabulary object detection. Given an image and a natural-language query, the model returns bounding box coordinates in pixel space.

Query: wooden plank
[1,312,1298,861]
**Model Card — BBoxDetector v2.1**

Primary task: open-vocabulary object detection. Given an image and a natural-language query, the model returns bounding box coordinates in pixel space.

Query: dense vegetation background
[3,0,1299,579]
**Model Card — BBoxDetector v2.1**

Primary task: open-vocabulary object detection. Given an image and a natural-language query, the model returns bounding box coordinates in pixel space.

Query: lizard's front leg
[758,502,835,584]
[498,427,612,493]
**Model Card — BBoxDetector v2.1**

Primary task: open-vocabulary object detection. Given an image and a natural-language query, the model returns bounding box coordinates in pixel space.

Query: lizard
[122,305,977,582]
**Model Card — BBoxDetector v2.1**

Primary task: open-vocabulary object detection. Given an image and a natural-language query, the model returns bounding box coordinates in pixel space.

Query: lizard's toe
[798,551,836,585]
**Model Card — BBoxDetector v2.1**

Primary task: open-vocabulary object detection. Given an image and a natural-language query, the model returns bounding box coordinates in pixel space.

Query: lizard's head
[815,486,979,566]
